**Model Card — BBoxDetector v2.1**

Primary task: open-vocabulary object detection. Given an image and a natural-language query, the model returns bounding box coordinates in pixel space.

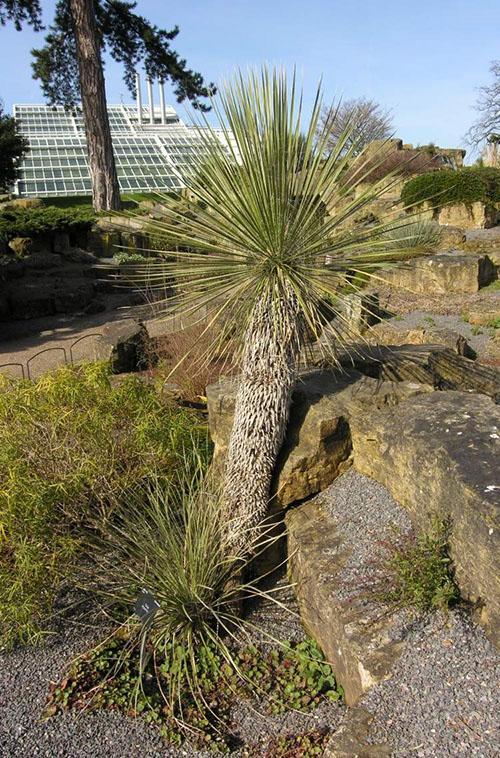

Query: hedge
[400,166,500,210]
[0,205,95,241]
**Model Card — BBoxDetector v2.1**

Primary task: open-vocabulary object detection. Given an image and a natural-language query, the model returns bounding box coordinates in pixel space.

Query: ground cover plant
[401,165,500,210]
[45,630,341,750]
[368,519,459,613]
[0,362,208,648]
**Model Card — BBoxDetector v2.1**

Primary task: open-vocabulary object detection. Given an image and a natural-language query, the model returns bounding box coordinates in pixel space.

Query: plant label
[134,589,160,620]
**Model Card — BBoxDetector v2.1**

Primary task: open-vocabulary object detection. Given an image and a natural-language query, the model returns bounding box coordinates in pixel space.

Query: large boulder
[366,318,476,359]
[438,201,499,229]
[206,370,433,509]
[350,391,500,645]
[381,253,496,294]
[435,224,466,250]
[8,237,33,258]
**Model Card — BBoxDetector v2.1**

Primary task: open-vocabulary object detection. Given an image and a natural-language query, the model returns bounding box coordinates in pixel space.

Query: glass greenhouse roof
[12,104,219,198]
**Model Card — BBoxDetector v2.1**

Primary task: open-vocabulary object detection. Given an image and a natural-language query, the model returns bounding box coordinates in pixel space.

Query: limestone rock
[206,370,432,509]
[286,469,414,706]
[366,318,476,359]
[428,349,500,401]
[438,201,499,229]
[435,224,466,250]
[324,707,391,756]
[464,305,500,326]
[8,237,33,257]
[350,392,500,644]
[1,198,43,210]
[380,253,496,294]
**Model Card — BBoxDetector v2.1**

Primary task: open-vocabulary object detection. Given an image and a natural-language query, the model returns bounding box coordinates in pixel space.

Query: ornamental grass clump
[71,457,339,746]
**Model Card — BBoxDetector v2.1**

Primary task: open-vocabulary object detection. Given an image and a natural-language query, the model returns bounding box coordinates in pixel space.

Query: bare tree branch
[466,60,500,150]
[318,96,393,156]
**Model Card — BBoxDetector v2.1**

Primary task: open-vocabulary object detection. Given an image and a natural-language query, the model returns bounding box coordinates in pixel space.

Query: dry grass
[153,321,237,401]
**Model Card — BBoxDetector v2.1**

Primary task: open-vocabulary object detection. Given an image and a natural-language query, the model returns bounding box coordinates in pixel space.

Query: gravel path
[364,610,500,756]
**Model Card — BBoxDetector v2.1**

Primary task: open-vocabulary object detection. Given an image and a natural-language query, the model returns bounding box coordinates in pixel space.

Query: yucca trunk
[223,286,301,546]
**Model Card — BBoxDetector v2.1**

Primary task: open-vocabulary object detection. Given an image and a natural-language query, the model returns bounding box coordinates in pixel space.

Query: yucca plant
[123,66,439,548]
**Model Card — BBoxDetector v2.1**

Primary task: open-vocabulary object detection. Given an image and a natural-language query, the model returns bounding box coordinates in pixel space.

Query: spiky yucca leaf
[123,67,438,365]
[117,67,440,546]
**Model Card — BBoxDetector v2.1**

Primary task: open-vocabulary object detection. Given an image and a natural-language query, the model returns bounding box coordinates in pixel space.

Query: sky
[0,0,498,158]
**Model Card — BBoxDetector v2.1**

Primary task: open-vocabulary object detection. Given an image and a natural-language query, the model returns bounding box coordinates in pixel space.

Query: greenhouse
[12,96,215,197]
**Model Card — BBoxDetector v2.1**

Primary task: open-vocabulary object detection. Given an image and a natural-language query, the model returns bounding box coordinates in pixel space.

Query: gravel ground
[363,610,500,757]
[320,469,499,757]
[318,468,413,606]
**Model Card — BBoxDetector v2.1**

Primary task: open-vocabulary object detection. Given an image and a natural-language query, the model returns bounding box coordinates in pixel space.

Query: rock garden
[0,69,499,758]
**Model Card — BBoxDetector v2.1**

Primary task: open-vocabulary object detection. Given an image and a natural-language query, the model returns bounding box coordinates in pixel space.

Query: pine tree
[0,1,214,210]
[0,101,29,192]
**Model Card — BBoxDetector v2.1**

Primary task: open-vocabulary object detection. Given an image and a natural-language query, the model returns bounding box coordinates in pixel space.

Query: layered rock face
[206,370,432,509]
[380,253,496,294]
[350,391,500,645]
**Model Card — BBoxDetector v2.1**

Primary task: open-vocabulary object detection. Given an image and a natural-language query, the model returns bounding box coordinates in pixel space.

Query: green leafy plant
[112,251,149,265]
[46,630,340,749]
[0,362,208,648]
[401,166,500,210]
[372,519,459,613]
[254,728,331,757]
[486,316,500,329]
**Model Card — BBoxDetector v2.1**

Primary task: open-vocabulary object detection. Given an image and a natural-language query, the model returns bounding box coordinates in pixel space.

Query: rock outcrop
[99,319,155,374]
[286,471,414,706]
[350,391,500,645]
[380,253,496,294]
[438,201,500,229]
[207,370,432,509]
[366,319,476,359]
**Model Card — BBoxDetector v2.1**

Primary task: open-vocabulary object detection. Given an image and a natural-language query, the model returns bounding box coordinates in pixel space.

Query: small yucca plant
[122,66,438,548]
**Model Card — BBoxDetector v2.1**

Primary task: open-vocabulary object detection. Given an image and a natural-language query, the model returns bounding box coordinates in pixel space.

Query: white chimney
[158,79,167,125]
[135,72,143,125]
[146,76,154,124]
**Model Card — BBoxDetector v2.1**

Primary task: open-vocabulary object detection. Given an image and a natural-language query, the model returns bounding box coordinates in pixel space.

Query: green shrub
[113,251,149,265]
[401,166,500,210]
[0,204,95,241]
[0,363,209,648]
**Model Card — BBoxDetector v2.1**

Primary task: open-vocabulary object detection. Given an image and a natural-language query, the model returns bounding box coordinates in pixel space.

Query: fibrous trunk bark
[223,286,301,550]
[70,0,121,212]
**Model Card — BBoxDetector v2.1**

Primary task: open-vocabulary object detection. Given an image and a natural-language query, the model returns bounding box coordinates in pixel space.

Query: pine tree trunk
[223,287,301,549]
[70,0,121,212]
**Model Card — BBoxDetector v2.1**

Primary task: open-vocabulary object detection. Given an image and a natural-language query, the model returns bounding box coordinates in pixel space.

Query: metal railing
[0,332,105,380]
